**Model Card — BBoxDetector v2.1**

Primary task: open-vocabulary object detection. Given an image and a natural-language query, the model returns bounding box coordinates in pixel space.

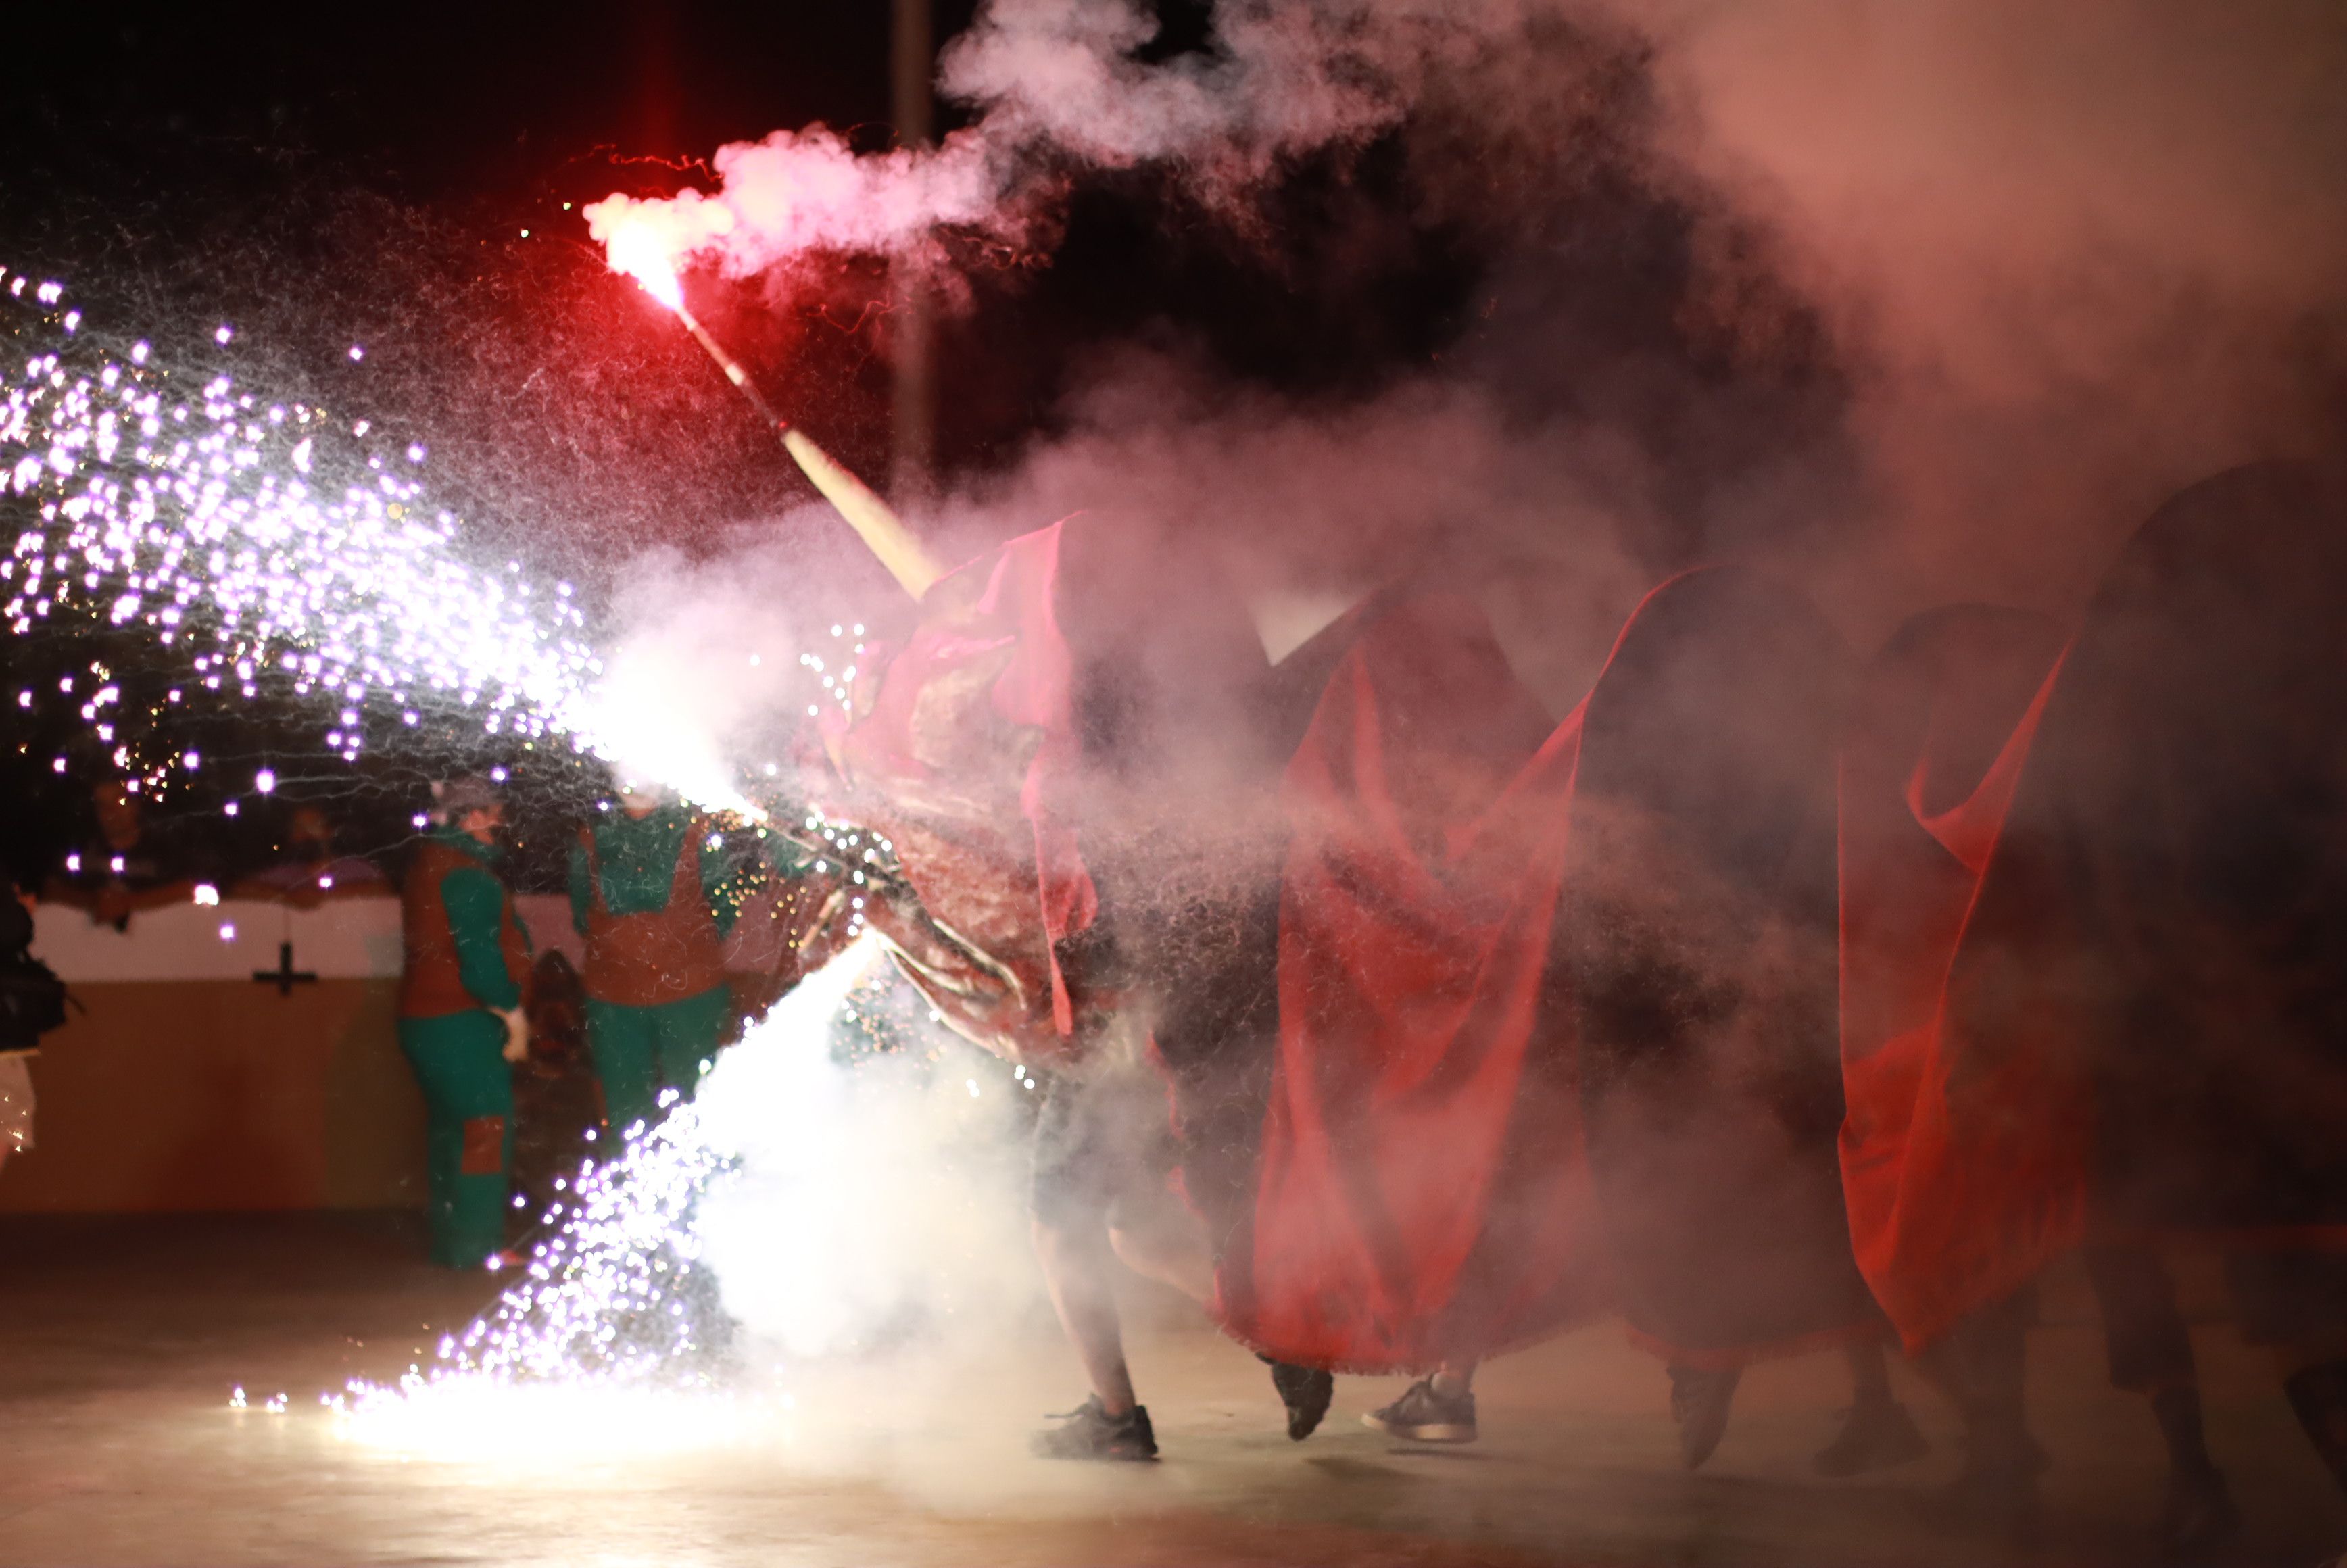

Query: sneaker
[1812,1398,1930,1477]
[2158,1463,2242,1562]
[1030,1396,1157,1461]
[1261,1356,1334,1441]
[1668,1363,1743,1470]
[1362,1377,1477,1443]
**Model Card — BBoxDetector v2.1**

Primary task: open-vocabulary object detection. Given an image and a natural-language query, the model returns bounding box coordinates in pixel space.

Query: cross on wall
[251,941,318,997]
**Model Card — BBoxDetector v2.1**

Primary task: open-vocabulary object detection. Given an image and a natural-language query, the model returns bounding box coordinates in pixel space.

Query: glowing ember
[583,195,731,315]
[606,232,685,314]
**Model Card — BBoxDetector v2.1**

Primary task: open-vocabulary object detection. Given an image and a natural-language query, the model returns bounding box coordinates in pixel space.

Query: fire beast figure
[815,512,1326,1459]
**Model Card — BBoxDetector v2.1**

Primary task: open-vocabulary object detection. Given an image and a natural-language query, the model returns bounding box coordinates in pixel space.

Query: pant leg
[585,999,660,1138]
[397,1012,515,1269]
[650,983,733,1106]
[2083,1245,2198,1391]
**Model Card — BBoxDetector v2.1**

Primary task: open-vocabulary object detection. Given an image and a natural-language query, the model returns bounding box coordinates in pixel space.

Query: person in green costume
[397,775,533,1269]
[568,785,745,1139]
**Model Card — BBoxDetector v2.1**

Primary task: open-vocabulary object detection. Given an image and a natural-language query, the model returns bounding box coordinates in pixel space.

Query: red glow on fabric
[1228,596,1610,1371]
[1839,658,2094,1351]
[832,518,1099,1059]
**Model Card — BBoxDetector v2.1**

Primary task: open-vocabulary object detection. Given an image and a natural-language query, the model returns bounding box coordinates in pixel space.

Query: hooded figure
[1931,462,2347,1532]
[1559,566,1916,1472]
[1241,590,1601,1379]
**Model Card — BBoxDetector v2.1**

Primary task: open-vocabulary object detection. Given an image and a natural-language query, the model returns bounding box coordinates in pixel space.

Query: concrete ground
[0,1215,2342,1567]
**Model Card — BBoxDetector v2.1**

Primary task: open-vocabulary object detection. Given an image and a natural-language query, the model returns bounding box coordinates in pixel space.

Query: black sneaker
[1668,1363,1742,1470]
[1813,1398,1931,1477]
[1030,1396,1157,1461]
[1362,1377,1477,1443]
[1263,1357,1334,1441]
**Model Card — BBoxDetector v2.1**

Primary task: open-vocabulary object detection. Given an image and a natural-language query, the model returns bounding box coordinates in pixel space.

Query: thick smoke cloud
[585,1,1463,288]
[575,0,2347,835]
[562,0,2347,1401]
[1614,0,2347,631]
[576,527,822,811]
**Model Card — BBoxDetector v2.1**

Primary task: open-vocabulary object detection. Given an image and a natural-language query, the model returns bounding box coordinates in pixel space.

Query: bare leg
[1034,1215,1137,1417]
[1107,1198,1215,1306]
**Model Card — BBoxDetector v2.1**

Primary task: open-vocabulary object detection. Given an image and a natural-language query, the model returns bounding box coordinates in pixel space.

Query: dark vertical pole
[890,0,937,508]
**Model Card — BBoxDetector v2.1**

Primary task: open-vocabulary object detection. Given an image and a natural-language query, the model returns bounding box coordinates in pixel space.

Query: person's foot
[1261,1356,1334,1441]
[1667,1363,1742,1470]
[1030,1396,1157,1461]
[1362,1377,1478,1443]
[1812,1397,1930,1477]
[2158,1463,2242,1561]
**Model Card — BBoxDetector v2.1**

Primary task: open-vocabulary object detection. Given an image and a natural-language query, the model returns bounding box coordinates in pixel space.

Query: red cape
[1837,608,2087,1351]
[1929,464,2347,1270]
[1229,593,1610,1371]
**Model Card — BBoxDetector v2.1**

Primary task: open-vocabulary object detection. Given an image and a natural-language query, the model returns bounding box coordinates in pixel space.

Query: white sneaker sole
[1361,1412,1477,1443]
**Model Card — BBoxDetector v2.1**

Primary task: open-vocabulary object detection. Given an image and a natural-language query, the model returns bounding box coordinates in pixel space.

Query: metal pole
[890,0,936,509]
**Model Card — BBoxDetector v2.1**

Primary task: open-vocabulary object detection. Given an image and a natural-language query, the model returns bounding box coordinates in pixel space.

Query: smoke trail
[583,1,1534,290]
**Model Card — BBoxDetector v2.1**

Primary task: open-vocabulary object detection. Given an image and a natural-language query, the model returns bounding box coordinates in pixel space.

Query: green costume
[397,825,532,1269]
[568,805,745,1136]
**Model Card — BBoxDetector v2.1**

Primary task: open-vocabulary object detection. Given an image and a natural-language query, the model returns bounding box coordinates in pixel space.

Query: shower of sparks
[1,272,1026,1439]
[339,940,886,1450]
[337,1091,748,1452]
[1,266,604,792]
[0,266,885,825]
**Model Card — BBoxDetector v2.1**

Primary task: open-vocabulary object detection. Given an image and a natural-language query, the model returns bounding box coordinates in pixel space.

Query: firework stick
[673,305,944,602]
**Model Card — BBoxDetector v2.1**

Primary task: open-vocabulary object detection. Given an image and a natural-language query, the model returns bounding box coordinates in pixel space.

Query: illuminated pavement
[0,1215,2340,1567]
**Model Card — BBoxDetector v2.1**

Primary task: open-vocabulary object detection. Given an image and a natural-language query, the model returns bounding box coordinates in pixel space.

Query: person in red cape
[1839,602,2243,1548]
[1556,566,1924,1473]
[1837,602,2068,1336]
[1915,462,2347,1545]
[823,510,1322,1459]
[1238,589,1609,1446]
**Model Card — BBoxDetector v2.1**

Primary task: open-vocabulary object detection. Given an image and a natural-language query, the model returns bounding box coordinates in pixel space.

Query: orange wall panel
[0,980,427,1213]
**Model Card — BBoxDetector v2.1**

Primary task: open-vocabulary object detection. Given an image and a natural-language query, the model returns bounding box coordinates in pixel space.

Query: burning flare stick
[612,251,944,602]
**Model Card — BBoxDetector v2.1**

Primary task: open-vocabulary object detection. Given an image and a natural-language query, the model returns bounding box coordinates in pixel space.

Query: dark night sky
[7,4,921,202]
